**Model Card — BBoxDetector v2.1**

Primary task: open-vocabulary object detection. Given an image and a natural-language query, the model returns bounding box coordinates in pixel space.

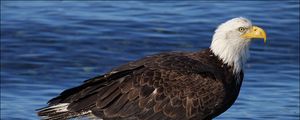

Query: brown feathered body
[37,49,243,120]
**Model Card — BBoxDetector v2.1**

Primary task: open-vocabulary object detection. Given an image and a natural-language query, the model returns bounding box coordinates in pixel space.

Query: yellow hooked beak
[241,26,267,44]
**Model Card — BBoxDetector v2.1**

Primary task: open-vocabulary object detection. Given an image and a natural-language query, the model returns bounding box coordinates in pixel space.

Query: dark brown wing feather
[37,49,242,120]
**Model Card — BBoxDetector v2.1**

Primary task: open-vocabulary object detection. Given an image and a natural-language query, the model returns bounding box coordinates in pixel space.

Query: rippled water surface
[1,1,299,120]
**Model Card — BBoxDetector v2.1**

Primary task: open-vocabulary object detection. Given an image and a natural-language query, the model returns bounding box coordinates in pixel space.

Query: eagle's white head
[210,17,266,73]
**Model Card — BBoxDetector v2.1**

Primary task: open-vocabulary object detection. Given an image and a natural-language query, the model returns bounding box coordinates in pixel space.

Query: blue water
[1,1,299,120]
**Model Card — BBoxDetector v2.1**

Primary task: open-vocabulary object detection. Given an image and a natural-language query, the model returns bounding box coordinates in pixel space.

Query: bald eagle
[37,17,267,120]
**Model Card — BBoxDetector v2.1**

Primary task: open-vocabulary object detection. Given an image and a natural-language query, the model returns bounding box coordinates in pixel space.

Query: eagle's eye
[238,27,246,32]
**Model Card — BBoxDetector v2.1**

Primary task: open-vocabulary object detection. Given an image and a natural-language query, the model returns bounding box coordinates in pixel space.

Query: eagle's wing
[37,52,226,120]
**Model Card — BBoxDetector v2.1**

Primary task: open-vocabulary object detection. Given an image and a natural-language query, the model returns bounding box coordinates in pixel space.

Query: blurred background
[1,1,299,120]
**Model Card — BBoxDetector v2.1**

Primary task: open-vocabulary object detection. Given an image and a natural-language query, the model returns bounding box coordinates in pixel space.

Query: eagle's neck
[210,36,250,74]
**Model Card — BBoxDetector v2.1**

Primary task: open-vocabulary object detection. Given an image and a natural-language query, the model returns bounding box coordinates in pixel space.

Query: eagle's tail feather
[37,103,89,120]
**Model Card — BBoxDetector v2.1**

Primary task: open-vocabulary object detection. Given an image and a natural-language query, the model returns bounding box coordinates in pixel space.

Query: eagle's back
[37,49,243,120]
